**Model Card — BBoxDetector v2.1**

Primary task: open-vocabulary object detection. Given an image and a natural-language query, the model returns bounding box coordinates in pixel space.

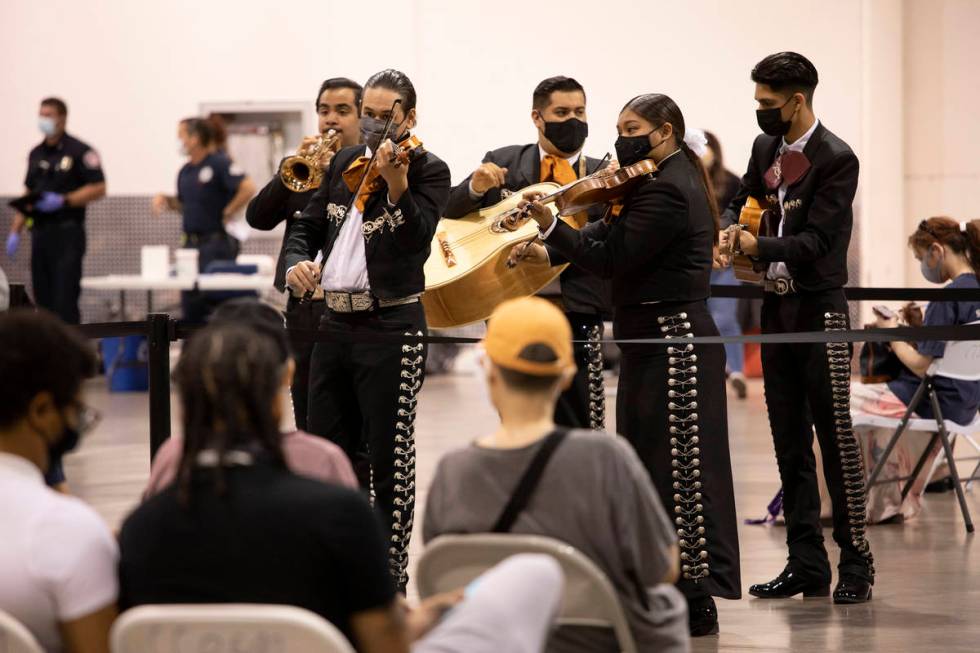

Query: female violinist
[513,93,741,638]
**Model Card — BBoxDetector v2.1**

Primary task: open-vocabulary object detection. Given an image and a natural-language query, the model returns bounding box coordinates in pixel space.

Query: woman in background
[853,216,980,522]
[702,130,747,398]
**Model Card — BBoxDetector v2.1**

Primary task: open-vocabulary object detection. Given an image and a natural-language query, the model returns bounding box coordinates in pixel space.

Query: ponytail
[964,221,980,282]
[623,93,720,243]
[679,140,721,242]
[909,216,980,283]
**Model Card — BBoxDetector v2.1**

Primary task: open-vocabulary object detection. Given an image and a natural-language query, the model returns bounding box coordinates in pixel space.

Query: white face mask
[38,116,57,136]
[177,139,189,156]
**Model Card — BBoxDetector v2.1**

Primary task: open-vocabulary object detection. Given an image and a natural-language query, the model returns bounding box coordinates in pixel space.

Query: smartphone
[872,305,897,320]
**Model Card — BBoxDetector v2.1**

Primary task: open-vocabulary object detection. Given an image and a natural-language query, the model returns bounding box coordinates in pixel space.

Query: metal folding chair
[862,326,980,534]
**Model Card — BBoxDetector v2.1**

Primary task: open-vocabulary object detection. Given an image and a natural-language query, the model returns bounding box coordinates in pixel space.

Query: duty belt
[181,231,227,247]
[763,278,798,295]
[325,290,420,313]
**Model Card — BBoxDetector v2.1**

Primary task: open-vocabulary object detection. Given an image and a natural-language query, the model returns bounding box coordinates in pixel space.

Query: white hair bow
[684,128,709,158]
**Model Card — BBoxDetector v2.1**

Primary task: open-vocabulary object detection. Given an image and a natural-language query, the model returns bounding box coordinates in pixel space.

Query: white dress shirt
[286,147,380,293]
[768,119,820,280]
[320,201,370,292]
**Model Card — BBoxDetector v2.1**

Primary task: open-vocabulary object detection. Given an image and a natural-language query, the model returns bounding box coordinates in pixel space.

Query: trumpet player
[246,77,363,430]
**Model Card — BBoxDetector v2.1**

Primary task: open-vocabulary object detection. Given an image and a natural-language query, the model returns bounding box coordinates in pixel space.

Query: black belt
[181,232,227,246]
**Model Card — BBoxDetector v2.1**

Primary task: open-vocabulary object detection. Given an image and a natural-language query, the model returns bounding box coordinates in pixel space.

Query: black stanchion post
[147,313,172,460]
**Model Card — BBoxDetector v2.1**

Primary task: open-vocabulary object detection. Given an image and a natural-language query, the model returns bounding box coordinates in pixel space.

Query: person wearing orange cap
[512,93,741,636]
[424,297,689,653]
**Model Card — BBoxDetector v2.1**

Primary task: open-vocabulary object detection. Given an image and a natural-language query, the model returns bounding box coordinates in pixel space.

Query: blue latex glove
[35,191,65,213]
[5,232,19,257]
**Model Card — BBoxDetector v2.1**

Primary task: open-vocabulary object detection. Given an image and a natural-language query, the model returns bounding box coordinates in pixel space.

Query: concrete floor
[65,355,980,652]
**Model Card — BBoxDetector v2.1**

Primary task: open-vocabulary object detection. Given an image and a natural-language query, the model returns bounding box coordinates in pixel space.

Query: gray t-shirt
[423,430,688,653]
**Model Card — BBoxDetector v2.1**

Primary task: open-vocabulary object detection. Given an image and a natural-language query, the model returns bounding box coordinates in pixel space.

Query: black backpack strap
[491,428,569,533]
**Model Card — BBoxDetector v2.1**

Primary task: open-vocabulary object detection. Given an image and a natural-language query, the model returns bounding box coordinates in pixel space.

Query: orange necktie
[341,157,384,212]
[541,155,586,227]
[540,155,577,186]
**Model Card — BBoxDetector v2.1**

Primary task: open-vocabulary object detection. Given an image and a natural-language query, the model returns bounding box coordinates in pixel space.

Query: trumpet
[279,129,341,192]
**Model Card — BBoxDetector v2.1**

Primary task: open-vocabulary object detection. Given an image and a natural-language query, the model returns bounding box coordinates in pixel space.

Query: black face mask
[543,118,589,154]
[615,131,668,167]
[359,116,404,152]
[756,96,798,136]
[48,424,81,461]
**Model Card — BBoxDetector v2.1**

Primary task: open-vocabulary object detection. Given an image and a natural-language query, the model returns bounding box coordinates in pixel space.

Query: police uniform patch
[198,166,214,183]
[83,150,101,169]
[59,155,73,171]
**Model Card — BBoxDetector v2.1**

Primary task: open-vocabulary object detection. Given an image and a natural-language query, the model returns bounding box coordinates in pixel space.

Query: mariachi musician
[445,76,611,431]
[285,69,451,590]
[246,77,363,430]
[514,93,741,637]
[719,52,874,604]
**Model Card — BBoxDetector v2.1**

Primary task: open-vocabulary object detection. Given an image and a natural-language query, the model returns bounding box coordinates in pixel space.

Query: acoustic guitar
[724,196,776,284]
[422,182,569,328]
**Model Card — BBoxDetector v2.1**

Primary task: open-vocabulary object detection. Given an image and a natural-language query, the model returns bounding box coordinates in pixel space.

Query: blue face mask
[920,247,945,284]
[38,116,57,137]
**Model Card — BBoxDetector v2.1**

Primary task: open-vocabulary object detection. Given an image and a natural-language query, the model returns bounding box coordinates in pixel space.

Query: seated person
[119,320,563,653]
[143,299,356,498]
[853,216,980,521]
[423,297,688,653]
[0,310,117,653]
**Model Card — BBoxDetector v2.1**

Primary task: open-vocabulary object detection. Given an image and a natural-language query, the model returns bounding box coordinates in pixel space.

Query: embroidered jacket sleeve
[284,174,331,270]
[388,156,451,253]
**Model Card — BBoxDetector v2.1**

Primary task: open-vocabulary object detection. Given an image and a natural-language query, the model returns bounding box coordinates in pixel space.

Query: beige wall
[903,0,980,286]
[2,0,977,292]
[0,0,865,196]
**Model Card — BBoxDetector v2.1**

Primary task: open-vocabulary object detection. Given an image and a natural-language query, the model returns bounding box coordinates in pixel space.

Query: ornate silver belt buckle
[327,292,352,313]
[351,293,375,312]
[774,278,791,295]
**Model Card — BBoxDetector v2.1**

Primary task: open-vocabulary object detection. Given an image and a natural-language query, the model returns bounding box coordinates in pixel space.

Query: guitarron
[422,182,566,328]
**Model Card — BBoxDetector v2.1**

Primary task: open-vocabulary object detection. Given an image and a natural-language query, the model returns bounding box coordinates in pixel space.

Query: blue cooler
[101,335,149,392]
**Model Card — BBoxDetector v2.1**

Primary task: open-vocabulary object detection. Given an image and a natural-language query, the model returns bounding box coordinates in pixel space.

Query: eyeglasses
[75,403,102,435]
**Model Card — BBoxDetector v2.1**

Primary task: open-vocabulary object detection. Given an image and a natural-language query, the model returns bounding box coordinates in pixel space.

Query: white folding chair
[861,328,980,534]
[110,604,356,653]
[418,534,638,653]
[0,609,44,653]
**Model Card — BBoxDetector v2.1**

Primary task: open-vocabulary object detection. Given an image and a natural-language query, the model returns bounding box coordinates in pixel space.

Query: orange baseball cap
[483,297,576,376]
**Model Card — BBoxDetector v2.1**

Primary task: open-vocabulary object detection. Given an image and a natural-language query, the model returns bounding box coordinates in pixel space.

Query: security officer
[6,97,106,323]
[246,77,363,430]
[445,76,612,431]
[153,117,256,322]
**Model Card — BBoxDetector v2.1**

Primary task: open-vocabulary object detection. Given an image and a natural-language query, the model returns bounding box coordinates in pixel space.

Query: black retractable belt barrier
[709,284,980,301]
[66,282,980,461]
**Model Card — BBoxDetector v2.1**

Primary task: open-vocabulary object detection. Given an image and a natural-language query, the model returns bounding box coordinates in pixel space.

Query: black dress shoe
[749,568,830,599]
[833,574,873,604]
[687,596,719,637]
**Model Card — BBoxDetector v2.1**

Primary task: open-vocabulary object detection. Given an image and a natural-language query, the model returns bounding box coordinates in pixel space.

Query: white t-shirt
[0,453,118,652]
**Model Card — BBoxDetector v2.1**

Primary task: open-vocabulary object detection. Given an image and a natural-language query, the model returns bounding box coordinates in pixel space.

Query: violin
[500,158,658,231]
